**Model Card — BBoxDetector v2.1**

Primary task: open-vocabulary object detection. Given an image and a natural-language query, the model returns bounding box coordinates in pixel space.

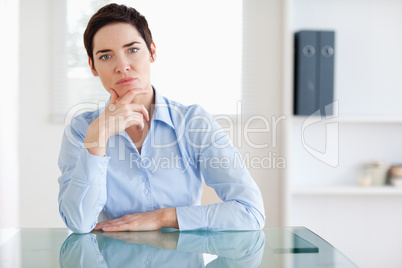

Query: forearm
[176,201,265,231]
[192,136,266,231]
[84,118,108,157]
[60,181,107,233]
[59,147,109,233]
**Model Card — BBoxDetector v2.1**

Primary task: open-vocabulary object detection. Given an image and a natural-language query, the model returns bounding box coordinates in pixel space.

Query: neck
[134,87,155,116]
[126,87,155,135]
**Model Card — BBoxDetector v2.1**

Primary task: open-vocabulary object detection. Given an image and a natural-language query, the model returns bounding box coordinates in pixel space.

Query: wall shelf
[292,186,402,196]
[338,117,402,124]
[292,116,402,124]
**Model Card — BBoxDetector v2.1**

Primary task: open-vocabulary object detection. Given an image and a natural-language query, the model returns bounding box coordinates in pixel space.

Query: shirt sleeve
[58,119,110,233]
[176,106,265,231]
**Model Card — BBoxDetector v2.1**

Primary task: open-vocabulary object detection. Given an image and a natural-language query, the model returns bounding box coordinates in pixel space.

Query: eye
[129,47,138,53]
[99,54,111,60]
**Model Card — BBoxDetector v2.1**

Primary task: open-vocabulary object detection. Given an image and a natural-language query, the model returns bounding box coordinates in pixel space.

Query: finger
[94,217,123,230]
[102,226,122,232]
[109,89,119,104]
[96,222,122,231]
[119,89,148,104]
[103,223,134,232]
[94,221,110,230]
[101,222,126,232]
[125,114,145,131]
[132,103,150,121]
[125,103,149,121]
[101,218,125,226]
[94,224,104,230]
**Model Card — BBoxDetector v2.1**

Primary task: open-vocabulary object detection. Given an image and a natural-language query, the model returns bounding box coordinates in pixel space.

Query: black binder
[294,30,335,116]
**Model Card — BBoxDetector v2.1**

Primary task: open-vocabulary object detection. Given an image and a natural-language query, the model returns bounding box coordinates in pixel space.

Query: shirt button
[144,189,149,194]
[142,177,147,182]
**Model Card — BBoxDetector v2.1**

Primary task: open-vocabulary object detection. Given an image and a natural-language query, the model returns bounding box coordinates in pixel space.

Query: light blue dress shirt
[58,89,265,233]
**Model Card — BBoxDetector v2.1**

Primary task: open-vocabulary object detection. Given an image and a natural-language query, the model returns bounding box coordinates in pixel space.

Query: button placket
[141,175,152,197]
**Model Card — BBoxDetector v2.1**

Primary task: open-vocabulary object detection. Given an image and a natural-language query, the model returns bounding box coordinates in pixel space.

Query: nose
[115,56,131,74]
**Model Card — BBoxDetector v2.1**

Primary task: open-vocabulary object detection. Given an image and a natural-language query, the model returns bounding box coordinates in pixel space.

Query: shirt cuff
[71,148,111,184]
[176,205,208,231]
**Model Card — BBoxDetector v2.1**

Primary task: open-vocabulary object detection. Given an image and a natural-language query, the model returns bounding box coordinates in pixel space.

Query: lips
[116,77,135,86]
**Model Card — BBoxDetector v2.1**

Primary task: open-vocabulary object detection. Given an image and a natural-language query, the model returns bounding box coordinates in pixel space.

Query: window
[52,0,242,121]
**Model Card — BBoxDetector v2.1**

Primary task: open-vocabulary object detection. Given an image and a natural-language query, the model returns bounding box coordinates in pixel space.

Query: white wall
[242,0,285,226]
[19,0,66,227]
[0,0,20,228]
[18,0,285,228]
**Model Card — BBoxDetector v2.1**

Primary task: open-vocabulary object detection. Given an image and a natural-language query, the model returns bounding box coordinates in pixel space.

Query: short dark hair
[84,3,153,68]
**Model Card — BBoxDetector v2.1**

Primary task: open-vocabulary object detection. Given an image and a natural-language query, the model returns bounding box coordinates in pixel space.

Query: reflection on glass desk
[0,227,356,267]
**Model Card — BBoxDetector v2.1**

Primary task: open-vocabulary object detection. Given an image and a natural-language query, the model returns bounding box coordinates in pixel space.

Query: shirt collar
[152,87,175,130]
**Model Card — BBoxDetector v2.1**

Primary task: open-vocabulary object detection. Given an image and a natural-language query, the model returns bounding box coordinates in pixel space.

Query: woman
[58,3,265,233]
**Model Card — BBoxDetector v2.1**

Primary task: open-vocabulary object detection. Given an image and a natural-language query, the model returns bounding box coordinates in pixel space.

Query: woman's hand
[93,208,179,232]
[84,89,149,156]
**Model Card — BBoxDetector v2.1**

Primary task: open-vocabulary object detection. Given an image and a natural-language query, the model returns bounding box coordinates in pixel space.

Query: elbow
[59,207,95,234]
[236,200,265,230]
[253,203,266,230]
[67,222,94,234]
[255,212,266,230]
[243,208,265,230]
[62,216,95,234]
[252,200,266,230]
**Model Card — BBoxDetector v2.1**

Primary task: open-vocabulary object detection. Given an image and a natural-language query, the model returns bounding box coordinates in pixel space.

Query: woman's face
[89,22,156,99]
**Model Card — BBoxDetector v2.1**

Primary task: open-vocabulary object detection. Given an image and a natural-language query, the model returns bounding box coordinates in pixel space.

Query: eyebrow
[95,41,141,55]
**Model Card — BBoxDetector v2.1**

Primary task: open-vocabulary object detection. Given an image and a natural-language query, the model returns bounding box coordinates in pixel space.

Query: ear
[150,42,156,63]
[88,57,98,76]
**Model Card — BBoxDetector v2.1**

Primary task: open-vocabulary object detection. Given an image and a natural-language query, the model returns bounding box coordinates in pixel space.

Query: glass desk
[0,227,356,267]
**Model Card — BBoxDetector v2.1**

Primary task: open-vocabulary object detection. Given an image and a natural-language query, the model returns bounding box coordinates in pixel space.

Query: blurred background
[1,0,402,267]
